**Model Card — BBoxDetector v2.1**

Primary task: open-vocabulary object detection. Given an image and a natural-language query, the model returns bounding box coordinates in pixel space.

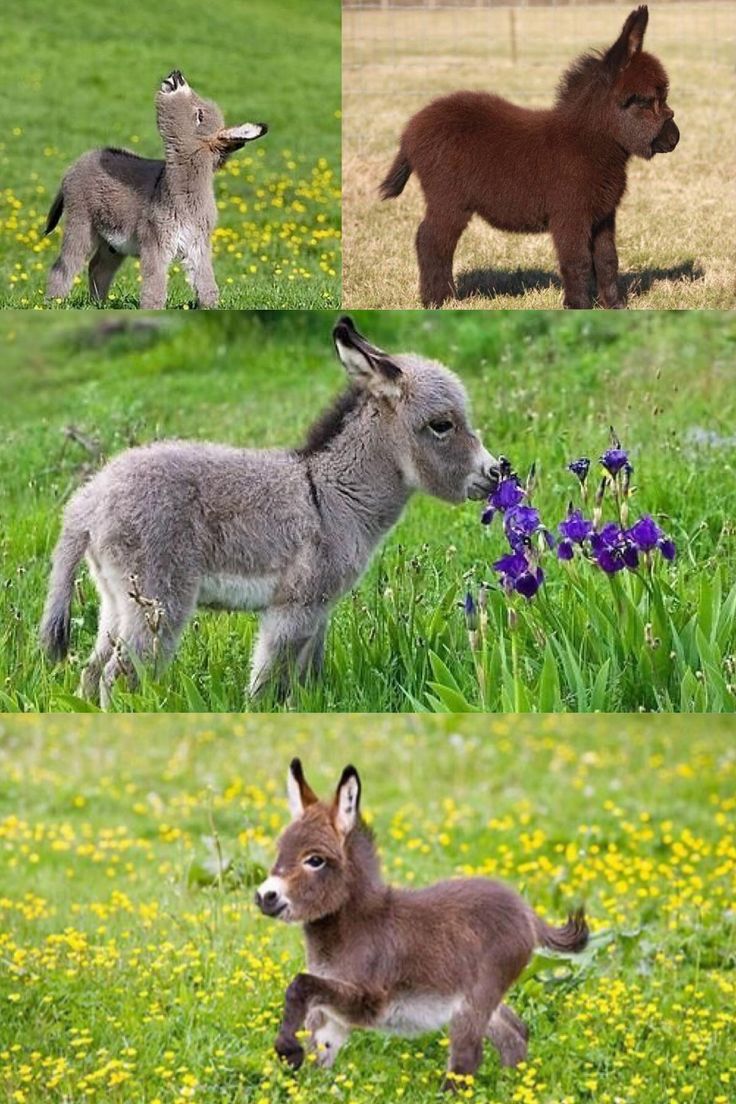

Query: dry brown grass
[343,1,736,309]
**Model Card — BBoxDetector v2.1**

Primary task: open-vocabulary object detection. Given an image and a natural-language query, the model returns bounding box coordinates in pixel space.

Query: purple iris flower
[504,505,551,551]
[600,447,629,477]
[568,457,590,483]
[493,550,544,599]
[626,514,676,562]
[556,507,594,561]
[590,523,639,574]
[481,476,525,525]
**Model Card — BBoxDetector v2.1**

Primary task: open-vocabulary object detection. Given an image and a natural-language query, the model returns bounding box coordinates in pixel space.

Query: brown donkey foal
[256,760,589,1091]
[380,6,679,309]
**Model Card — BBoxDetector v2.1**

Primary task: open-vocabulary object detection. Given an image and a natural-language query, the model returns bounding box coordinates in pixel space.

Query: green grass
[0,308,735,713]
[0,0,340,309]
[0,713,734,1104]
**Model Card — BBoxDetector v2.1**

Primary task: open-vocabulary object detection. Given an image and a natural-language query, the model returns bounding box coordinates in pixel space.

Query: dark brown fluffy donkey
[256,760,589,1091]
[380,5,679,309]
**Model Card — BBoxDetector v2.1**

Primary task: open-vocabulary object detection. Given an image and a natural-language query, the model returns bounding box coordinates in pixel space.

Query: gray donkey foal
[45,70,267,307]
[40,317,500,703]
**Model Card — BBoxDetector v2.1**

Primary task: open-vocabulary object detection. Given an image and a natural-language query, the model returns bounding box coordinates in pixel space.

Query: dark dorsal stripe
[297,385,364,457]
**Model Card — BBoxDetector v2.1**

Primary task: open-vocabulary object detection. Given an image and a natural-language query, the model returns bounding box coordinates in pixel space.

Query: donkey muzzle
[254,881,289,918]
[651,118,679,155]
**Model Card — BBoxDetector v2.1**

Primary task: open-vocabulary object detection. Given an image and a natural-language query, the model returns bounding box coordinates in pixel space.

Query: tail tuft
[537,907,589,953]
[44,190,64,236]
[40,608,72,663]
[379,152,412,199]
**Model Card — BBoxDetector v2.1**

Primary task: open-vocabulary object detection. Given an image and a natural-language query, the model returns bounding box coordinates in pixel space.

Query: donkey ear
[332,316,403,401]
[604,5,649,73]
[287,758,319,820]
[333,765,361,836]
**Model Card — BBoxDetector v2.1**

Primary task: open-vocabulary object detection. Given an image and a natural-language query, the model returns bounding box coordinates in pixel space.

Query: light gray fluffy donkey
[40,317,500,704]
[44,70,267,308]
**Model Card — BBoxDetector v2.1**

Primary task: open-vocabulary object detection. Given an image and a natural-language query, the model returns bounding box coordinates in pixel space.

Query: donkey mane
[297,384,366,456]
[555,51,609,106]
[103,146,147,160]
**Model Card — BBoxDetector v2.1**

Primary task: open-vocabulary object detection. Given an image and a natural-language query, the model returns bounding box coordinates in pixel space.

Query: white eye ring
[303,855,325,870]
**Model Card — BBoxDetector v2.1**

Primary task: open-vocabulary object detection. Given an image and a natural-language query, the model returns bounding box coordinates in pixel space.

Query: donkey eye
[303,855,325,870]
[428,419,454,438]
[196,108,204,125]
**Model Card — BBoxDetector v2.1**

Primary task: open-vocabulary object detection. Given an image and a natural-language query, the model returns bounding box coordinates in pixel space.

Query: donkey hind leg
[139,246,169,310]
[99,583,196,706]
[89,242,125,303]
[249,607,327,701]
[80,560,125,700]
[305,1008,350,1069]
[415,207,470,308]
[182,244,219,309]
[47,218,96,299]
[486,1003,528,1068]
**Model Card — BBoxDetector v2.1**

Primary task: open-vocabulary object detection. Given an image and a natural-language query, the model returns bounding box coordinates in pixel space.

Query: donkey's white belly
[379,993,463,1036]
[102,231,140,256]
[198,572,278,611]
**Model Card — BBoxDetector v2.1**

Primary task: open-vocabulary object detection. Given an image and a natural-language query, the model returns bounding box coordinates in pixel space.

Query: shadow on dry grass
[456,259,704,303]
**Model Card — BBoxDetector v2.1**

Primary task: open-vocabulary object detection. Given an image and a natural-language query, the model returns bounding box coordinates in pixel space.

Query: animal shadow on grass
[456,258,702,304]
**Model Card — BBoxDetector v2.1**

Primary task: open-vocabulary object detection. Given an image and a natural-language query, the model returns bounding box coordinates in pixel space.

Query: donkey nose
[262,890,279,907]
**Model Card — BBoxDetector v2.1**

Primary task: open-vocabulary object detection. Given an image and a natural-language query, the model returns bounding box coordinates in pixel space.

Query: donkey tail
[44,189,64,236]
[39,515,89,661]
[379,150,412,199]
[534,907,589,954]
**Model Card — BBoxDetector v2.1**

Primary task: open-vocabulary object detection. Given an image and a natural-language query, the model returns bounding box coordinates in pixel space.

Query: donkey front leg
[139,246,169,309]
[182,243,219,308]
[249,606,328,701]
[551,220,594,310]
[592,213,626,309]
[416,206,470,308]
[305,1008,350,1069]
[275,973,384,1070]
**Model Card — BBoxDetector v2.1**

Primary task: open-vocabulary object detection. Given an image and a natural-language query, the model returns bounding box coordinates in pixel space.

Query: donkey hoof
[275,1035,304,1070]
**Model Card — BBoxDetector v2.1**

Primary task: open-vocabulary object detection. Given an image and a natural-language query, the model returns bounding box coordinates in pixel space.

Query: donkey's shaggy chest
[198,573,278,611]
[379,993,463,1036]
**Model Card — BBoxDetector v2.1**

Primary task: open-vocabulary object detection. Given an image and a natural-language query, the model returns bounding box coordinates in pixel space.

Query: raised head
[557,6,679,159]
[156,70,268,168]
[255,759,373,924]
[322,316,500,504]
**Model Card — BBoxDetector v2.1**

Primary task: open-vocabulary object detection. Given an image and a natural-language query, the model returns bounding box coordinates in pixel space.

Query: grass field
[0,308,734,713]
[0,0,340,309]
[0,713,734,1103]
[342,1,736,310]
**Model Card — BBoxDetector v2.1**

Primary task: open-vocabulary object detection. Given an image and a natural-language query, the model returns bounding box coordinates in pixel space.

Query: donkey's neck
[303,404,414,545]
[162,146,215,196]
